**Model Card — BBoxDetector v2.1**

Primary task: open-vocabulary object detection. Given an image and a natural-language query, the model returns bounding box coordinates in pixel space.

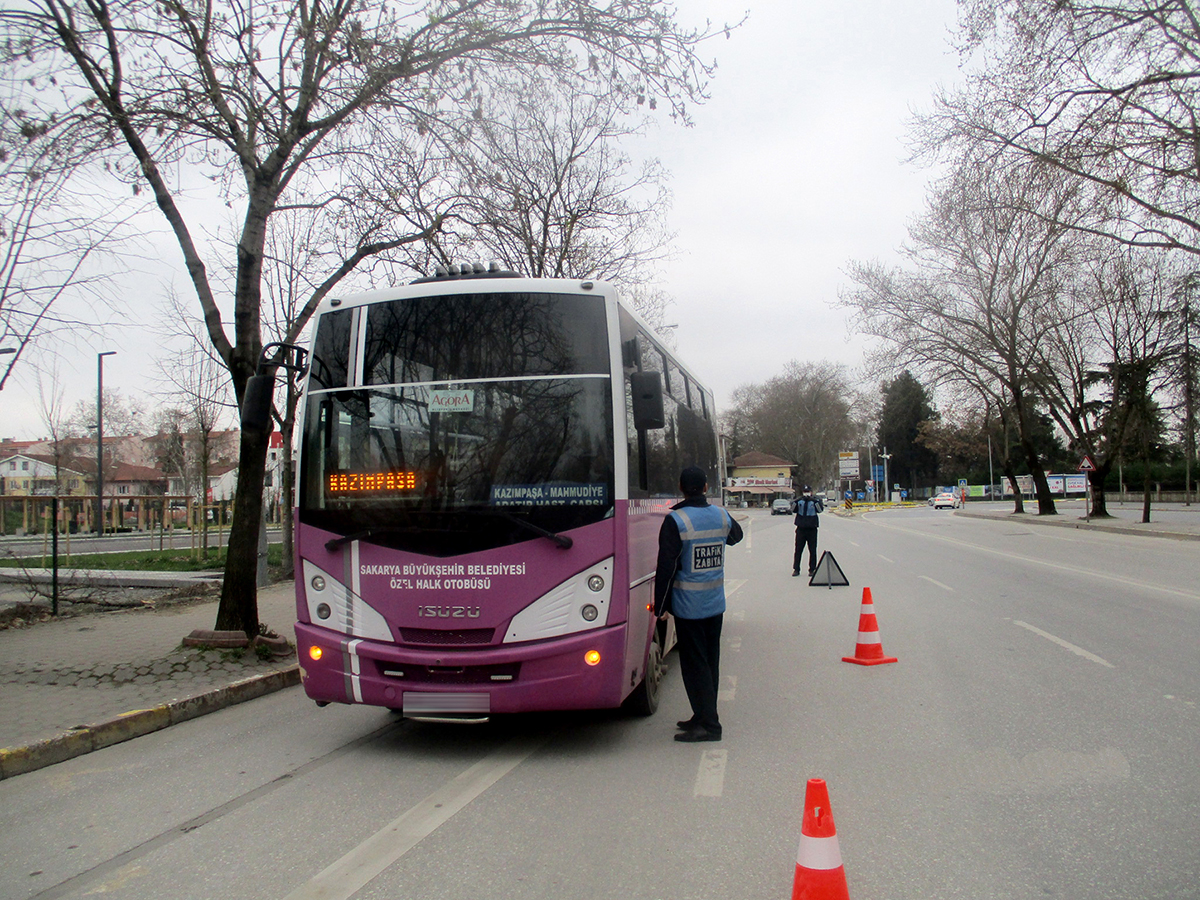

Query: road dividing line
[279,735,546,900]
[878,554,894,563]
[726,636,742,653]
[694,749,728,797]
[726,578,747,599]
[1013,620,1115,669]
[719,674,738,703]
[919,575,954,592]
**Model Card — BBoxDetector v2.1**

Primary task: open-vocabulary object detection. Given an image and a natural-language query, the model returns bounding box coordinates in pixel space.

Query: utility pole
[880,447,891,504]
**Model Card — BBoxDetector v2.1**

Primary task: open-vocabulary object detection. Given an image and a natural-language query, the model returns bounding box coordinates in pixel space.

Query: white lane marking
[1013,620,1115,669]
[726,578,747,599]
[848,540,861,547]
[728,609,746,622]
[878,554,894,563]
[862,515,1200,603]
[726,636,742,652]
[719,674,737,703]
[919,575,954,592]
[694,749,728,797]
[279,735,545,900]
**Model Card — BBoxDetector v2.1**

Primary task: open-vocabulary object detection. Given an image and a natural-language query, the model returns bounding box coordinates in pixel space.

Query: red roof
[111,463,167,482]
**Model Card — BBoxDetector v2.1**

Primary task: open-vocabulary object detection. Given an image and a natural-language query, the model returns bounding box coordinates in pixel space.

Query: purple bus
[293,269,723,721]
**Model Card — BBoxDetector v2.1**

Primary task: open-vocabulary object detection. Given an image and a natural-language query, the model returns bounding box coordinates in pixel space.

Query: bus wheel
[625,633,664,716]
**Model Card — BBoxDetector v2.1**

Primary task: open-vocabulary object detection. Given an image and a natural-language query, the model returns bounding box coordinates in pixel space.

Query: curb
[954,510,1200,541]
[0,665,300,780]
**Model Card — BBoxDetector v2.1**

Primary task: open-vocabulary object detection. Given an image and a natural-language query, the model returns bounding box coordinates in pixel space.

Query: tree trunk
[1004,469,1025,514]
[1141,449,1152,524]
[215,422,270,637]
[1010,386,1056,515]
[1087,461,1113,518]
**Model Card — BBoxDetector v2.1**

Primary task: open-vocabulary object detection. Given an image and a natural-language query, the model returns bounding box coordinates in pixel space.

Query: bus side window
[667,361,687,408]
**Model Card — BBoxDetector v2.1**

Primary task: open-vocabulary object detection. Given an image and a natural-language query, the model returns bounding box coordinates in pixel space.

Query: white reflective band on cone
[796,834,843,870]
[856,631,880,643]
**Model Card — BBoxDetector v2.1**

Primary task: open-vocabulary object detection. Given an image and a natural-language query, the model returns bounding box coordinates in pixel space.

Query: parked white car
[929,491,961,509]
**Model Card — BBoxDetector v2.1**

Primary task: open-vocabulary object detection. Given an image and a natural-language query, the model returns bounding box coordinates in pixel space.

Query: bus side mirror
[630,371,666,430]
[241,373,276,435]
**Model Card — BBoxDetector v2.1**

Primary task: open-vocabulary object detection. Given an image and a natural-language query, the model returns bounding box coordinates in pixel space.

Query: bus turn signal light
[584,650,601,666]
[309,645,323,661]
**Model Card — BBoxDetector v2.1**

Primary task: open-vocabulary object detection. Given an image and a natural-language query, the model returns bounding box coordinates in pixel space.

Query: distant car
[929,491,961,509]
[771,499,793,515]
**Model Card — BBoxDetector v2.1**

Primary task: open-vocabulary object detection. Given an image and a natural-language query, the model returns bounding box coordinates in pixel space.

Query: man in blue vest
[653,466,743,742]
[792,485,824,577]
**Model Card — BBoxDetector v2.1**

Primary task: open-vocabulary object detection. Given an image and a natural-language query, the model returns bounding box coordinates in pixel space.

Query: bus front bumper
[294,621,631,714]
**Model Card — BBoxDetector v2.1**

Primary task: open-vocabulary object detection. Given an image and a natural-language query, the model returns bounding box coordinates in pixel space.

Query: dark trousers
[794,527,818,573]
[674,613,723,734]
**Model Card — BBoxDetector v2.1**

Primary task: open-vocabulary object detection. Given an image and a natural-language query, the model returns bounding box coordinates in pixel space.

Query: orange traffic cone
[791,778,850,900]
[841,587,898,666]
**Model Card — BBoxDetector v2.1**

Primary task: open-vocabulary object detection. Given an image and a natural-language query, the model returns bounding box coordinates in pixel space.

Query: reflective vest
[669,504,733,619]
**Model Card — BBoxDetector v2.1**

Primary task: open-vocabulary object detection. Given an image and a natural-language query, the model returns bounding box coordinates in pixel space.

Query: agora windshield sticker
[428,389,475,412]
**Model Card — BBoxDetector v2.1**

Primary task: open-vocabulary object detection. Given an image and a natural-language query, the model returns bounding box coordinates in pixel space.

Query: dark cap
[679,466,707,496]
[802,485,812,493]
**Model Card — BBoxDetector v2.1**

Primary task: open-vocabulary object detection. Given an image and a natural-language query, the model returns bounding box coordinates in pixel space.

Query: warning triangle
[809,551,849,588]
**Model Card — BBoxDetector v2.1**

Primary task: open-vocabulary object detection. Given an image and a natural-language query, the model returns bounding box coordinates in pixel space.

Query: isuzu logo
[418,605,482,619]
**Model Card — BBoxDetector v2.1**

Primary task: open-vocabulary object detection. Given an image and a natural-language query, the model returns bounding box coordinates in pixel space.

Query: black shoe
[809,570,816,577]
[792,569,799,577]
[674,728,721,742]
[676,718,699,730]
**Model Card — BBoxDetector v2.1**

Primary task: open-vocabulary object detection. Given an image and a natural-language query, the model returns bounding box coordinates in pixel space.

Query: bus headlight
[580,604,599,622]
[316,603,332,620]
[587,575,605,592]
[311,575,326,591]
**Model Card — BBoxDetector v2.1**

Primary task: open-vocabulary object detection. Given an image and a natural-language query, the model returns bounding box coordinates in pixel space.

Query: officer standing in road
[654,466,743,743]
[792,485,824,578]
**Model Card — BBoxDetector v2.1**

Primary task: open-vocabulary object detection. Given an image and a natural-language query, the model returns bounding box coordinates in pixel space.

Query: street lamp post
[96,351,116,535]
[880,448,891,503]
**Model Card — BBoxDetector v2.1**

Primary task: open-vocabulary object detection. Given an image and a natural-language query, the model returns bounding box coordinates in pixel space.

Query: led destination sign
[328,471,419,494]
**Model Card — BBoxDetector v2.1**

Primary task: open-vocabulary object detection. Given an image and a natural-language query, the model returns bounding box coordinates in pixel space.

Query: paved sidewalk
[955,498,1200,540]
[0,580,300,779]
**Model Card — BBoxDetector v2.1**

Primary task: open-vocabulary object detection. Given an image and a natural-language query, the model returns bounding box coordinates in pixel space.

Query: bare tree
[0,138,133,390]
[725,361,860,488]
[842,155,1084,514]
[1033,246,1178,516]
[440,80,675,283]
[942,0,1200,256]
[0,0,730,637]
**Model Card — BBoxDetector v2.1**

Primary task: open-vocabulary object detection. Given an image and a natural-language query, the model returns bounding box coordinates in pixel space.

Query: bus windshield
[299,291,615,556]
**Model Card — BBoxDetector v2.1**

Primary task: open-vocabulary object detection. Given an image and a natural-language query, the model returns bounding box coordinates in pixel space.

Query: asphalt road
[2,508,1197,900]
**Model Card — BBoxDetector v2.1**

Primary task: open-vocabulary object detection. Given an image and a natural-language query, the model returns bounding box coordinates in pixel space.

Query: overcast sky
[1,0,966,442]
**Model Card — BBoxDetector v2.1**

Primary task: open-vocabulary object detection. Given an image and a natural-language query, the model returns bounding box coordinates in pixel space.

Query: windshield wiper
[493,511,574,549]
[324,527,412,552]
